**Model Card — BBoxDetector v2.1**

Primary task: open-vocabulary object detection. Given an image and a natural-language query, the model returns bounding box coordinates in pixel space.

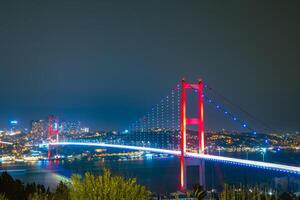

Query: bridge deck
[0,141,13,145]
[49,142,300,175]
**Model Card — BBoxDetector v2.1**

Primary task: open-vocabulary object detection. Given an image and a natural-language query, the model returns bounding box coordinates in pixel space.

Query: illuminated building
[8,120,22,135]
[80,127,89,133]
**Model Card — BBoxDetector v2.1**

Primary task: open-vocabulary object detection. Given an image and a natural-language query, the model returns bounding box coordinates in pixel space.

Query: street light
[261,148,267,162]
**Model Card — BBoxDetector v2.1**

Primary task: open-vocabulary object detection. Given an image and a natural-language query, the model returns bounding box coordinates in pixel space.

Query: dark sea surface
[1,150,300,193]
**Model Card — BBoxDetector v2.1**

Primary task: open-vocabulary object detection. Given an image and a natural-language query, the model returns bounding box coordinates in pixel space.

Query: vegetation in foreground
[166,183,300,200]
[217,184,300,200]
[0,171,299,200]
[0,170,151,200]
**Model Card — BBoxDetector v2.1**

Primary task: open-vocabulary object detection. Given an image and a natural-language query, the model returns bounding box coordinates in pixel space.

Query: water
[1,150,300,193]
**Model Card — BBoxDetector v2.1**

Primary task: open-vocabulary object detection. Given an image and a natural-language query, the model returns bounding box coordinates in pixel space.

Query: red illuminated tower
[180,79,205,190]
[47,115,59,159]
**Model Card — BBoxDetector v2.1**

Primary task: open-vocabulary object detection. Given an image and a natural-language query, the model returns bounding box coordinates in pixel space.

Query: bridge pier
[180,157,206,191]
[199,160,206,189]
[180,156,187,190]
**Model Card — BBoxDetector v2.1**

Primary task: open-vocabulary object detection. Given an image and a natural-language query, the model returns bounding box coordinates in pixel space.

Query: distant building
[80,127,89,133]
[7,120,22,136]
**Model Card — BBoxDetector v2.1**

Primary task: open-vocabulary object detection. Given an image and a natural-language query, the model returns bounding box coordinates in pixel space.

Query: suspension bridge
[45,79,300,190]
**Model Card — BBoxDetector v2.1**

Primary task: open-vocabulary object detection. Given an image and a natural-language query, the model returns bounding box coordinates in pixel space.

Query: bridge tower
[180,79,205,190]
[47,115,59,159]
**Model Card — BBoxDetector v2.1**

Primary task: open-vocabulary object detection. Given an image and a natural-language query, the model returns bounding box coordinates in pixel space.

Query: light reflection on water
[0,151,300,193]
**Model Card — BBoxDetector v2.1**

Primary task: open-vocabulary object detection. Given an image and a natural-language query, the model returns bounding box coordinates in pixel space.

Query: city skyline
[0,1,299,131]
[0,2,300,197]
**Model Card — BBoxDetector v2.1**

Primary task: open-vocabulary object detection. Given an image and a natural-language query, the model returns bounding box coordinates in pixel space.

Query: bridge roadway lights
[0,141,13,145]
[50,142,300,191]
[50,142,300,175]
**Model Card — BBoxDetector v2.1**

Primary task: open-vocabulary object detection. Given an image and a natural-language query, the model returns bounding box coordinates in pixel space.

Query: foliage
[218,184,279,200]
[1,171,300,200]
[28,192,48,200]
[0,171,151,200]
[0,172,51,200]
[52,181,70,200]
[193,183,206,200]
[25,182,48,199]
[279,192,298,200]
[69,169,151,200]
[28,184,69,200]
[0,194,8,200]
[0,172,25,200]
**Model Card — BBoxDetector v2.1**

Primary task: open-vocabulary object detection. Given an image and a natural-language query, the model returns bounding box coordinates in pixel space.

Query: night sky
[0,1,299,132]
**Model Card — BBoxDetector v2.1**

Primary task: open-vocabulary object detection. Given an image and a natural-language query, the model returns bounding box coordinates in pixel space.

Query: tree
[279,192,297,200]
[28,192,48,200]
[53,181,70,200]
[193,183,206,200]
[69,169,151,200]
[0,172,25,200]
[218,184,280,200]
[0,194,8,200]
